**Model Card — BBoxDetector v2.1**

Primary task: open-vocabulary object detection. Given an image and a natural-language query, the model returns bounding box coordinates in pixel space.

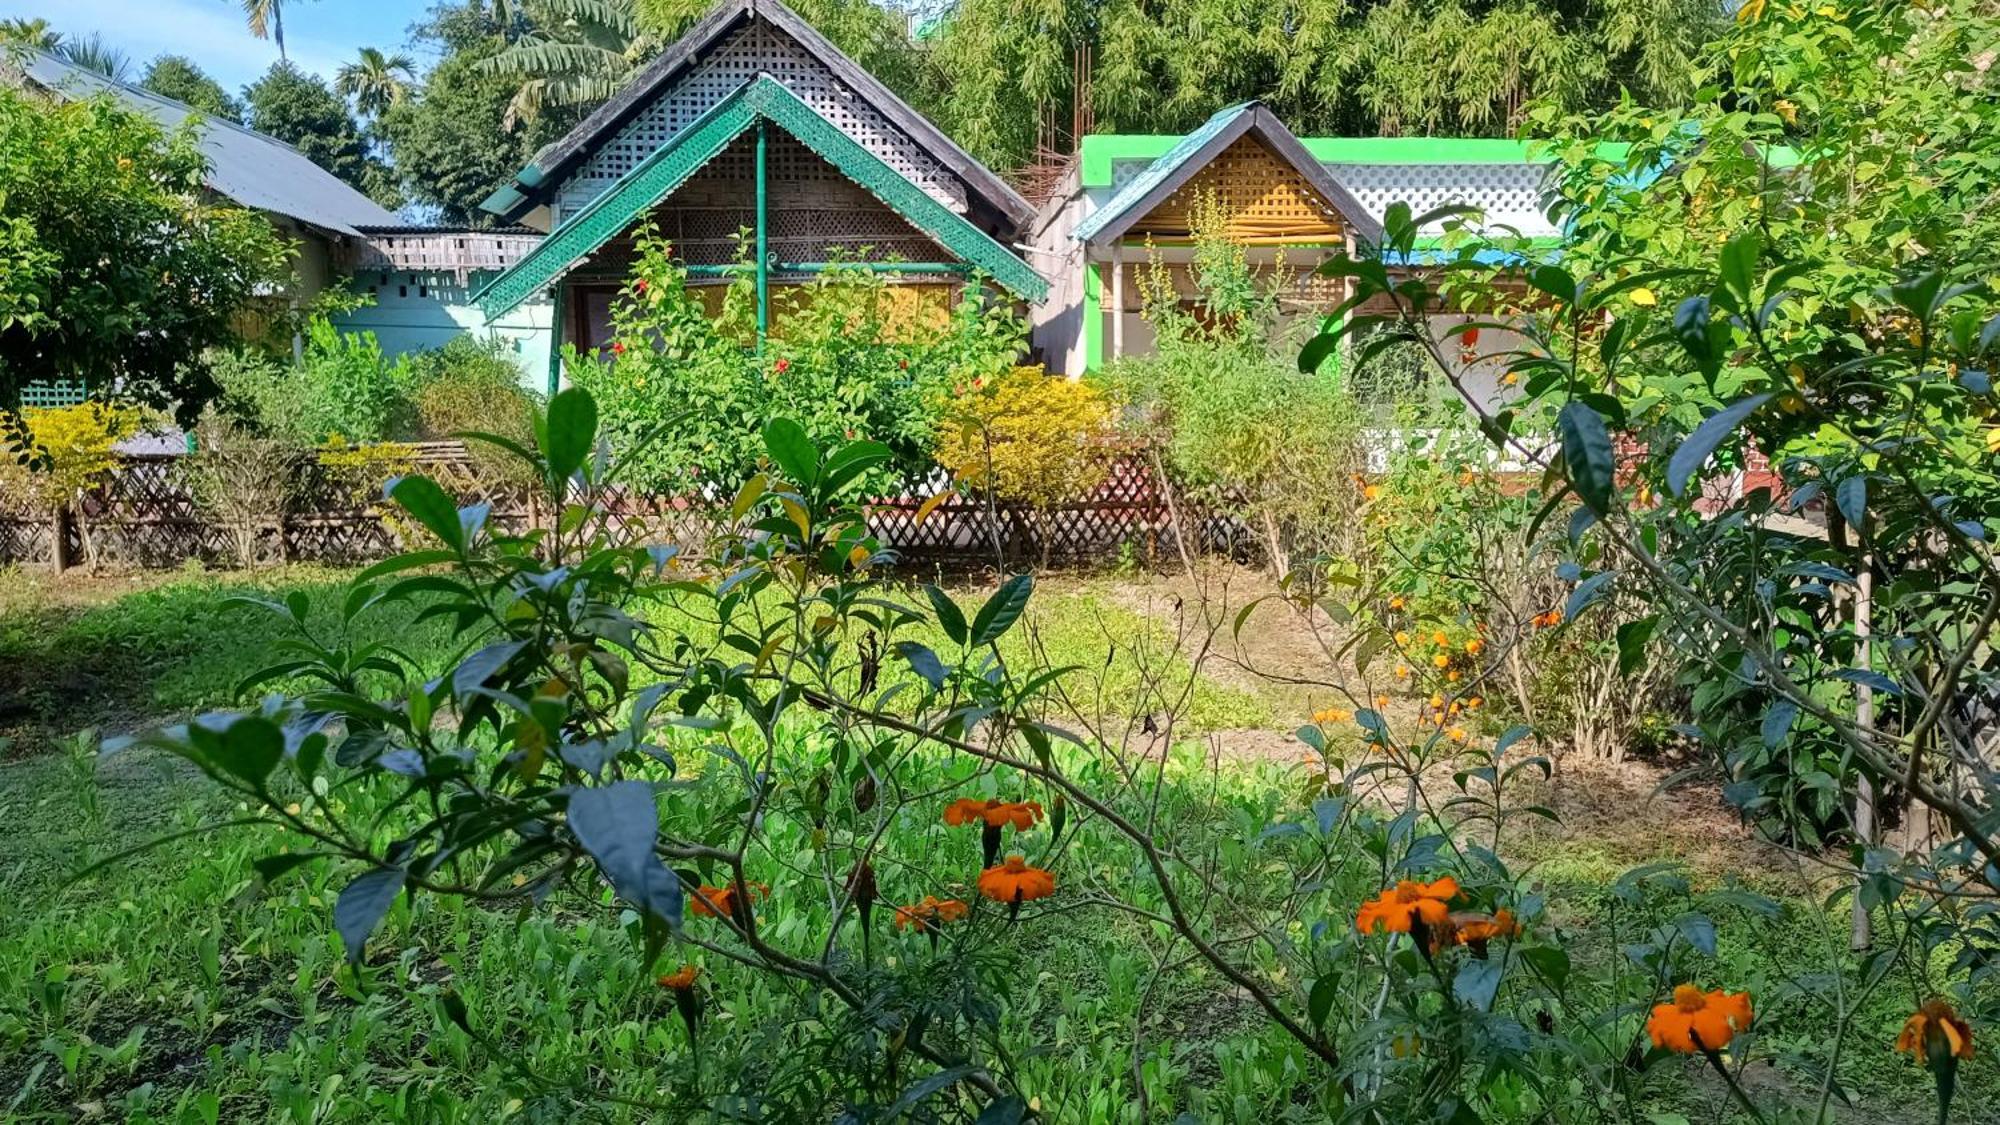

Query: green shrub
[210,319,417,445]
[409,336,540,484]
[1098,205,1366,573]
[569,226,1025,492]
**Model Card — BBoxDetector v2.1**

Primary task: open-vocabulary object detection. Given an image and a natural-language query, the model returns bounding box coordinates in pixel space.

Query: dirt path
[1096,563,1790,881]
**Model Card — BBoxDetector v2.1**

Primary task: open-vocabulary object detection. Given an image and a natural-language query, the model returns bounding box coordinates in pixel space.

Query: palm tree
[336,47,417,117]
[58,34,132,82]
[0,18,63,51]
[241,0,297,61]
[480,0,653,128]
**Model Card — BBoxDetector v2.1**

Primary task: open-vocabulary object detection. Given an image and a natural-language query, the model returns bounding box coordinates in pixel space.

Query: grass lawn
[0,565,1985,1122]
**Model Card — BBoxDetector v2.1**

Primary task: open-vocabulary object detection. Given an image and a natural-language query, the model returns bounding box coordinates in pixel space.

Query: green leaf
[894,641,947,690]
[252,852,323,886]
[884,1065,977,1119]
[1617,616,1658,677]
[452,641,526,699]
[1299,332,1340,374]
[1519,945,1569,990]
[973,1096,1028,1125]
[334,866,406,964]
[1718,232,1761,305]
[969,574,1033,647]
[1308,973,1339,1029]
[1558,401,1616,513]
[1453,955,1503,1011]
[820,440,893,496]
[388,476,464,552]
[213,716,283,787]
[1668,394,1771,497]
[924,584,968,646]
[567,781,683,926]
[544,387,598,483]
[1674,912,1718,957]
[355,549,461,584]
[763,418,819,488]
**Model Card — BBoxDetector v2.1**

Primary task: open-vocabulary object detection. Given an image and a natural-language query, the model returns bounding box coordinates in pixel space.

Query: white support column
[1109,244,1125,361]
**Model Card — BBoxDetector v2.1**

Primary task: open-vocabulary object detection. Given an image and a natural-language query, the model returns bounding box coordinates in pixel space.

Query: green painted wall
[334,269,555,392]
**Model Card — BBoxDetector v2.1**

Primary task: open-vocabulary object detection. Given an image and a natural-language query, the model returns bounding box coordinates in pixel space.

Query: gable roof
[484,0,1033,231]
[1072,103,1381,248]
[471,75,1048,319]
[8,49,397,237]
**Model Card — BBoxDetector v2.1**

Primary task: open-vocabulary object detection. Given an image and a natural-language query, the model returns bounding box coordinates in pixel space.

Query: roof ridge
[23,48,311,156]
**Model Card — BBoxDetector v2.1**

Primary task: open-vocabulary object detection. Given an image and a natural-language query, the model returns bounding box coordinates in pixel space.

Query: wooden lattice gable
[564,130,952,280]
[555,19,967,221]
[472,76,1049,318]
[483,0,1032,232]
[1073,104,1381,249]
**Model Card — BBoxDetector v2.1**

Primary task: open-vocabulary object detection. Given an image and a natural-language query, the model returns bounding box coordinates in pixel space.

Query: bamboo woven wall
[1128,136,1349,245]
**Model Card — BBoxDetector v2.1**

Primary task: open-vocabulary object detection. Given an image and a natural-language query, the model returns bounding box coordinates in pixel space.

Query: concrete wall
[333,268,555,392]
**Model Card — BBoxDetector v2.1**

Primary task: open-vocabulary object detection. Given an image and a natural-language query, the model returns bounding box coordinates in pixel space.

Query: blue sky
[1,1,435,91]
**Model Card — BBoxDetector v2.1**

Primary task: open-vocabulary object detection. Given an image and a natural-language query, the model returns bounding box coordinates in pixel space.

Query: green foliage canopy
[0,87,290,419]
[140,55,244,122]
[244,60,401,208]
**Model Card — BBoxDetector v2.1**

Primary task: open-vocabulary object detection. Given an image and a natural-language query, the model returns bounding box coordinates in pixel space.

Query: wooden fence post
[49,503,72,573]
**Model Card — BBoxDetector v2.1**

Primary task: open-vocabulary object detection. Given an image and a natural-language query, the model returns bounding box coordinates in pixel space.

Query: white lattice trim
[555,22,968,221]
[1109,157,1555,237]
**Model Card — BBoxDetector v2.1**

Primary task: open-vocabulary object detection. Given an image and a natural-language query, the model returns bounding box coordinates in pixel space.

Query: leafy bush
[1311,2,2000,1116]
[569,226,1025,492]
[211,319,418,446]
[0,86,290,418]
[409,336,540,485]
[184,413,305,568]
[0,400,146,566]
[932,364,1113,564]
[1099,208,1366,573]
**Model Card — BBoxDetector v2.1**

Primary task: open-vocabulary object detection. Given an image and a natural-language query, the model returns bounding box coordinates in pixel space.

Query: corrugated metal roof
[14,50,397,236]
[1072,102,1254,245]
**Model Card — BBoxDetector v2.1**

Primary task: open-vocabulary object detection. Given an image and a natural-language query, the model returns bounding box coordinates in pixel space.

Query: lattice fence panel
[0,444,1260,572]
[559,22,967,220]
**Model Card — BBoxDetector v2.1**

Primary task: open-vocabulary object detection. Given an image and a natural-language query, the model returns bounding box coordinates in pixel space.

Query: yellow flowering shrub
[933,366,1113,511]
[0,402,141,513]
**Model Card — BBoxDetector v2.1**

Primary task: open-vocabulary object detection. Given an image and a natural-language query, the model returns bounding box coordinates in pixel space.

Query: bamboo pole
[1851,554,1875,951]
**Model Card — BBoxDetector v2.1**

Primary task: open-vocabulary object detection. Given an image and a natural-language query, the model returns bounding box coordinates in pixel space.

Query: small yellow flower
[1629,286,1658,307]
[1774,99,1798,126]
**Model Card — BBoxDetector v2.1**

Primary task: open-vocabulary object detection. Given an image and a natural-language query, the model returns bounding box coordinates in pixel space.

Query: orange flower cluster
[944,798,1044,830]
[1312,706,1354,725]
[893,895,969,932]
[946,797,1044,865]
[1531,609,1563,629]
[1427,909,1519,952]
[1356,877,1459,935]
[1896,999,1974,1066]
[1414,693,1482,732]
[656,964,700,991]
[978,854,1056,914]
[690,881,768,920]
[1646,984,1754,1053]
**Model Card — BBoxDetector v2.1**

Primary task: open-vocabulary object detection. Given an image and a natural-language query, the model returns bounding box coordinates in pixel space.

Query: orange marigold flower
[1388,596,1406,610]
[893,895,969,931]
[977,855,1056,906]
[944,798,1044,831]
[1431,631,1449,647]
[657,964,700,991]
[1394,630,1411,646]
[1364,484,1382,501]
[689,882,767,919]
[1896,999,1974,1065]
[1446,670,1462,682]
[1313,707,1353,724]
[1440,904,1512,948]
[1447,726,1468,742]
[1394,664,1411,679]
[1433,653,1451,668]
[1465,638,1484,655]
[1355,877,1459,935]
[1467,696,1484,710]
[1647,984,1754,1053]
[1375,694,1390,709]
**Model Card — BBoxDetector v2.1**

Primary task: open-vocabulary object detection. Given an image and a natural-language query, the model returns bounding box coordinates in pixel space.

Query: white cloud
[0,0,353,89]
